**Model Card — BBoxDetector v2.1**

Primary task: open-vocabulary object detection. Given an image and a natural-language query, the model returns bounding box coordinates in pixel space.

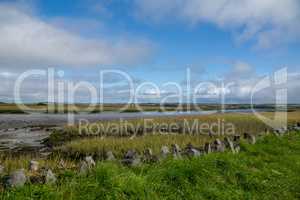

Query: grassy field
[0,109,299,199]
[45,111,300,148]
[1,103,297,113]
[1,132,300,199]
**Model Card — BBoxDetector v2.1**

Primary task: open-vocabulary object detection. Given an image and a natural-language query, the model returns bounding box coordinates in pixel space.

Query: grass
[45,111,300,147]
[1,132,300,199]
[1,103,297,114]
[57,134,215,159]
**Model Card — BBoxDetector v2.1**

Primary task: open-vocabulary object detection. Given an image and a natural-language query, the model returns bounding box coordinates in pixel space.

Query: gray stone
[29,160,39,172]
[106,151,116,161]
[143,148,152,160]
[143,148,158,163]
[213,139,225,152]
[79,161,89,174]
[204,142,211,154]
[294,126,300,131]
[7,169,26,188]
[85,156,96,168]
[234,144,240,153]
[122,150,141,166]
[233,135,241,142]
[223,137,236,153]
[161,146,170,158]
[185,143,201,157]
[45,169,56,184]
[171,144,182,159]
[273,128,286,136]
[161,146,170,154]
[293,123,300,131]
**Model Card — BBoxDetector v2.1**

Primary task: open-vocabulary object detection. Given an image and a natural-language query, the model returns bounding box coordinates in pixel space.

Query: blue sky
[0,0,299,103]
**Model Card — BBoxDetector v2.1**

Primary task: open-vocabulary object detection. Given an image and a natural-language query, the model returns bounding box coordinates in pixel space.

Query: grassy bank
[45,111,300,147]
[1,132,300,199]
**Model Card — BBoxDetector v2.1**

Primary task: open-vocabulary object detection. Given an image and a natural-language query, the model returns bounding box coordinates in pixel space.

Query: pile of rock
[272,123,300,136]
[0,131,269,188]
[2,160,57,188]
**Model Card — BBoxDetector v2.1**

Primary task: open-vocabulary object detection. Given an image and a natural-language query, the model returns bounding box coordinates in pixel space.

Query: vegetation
[1,103,298,114]
[1,132,300,199]
[45,111,300,147]
[57,134,214,159]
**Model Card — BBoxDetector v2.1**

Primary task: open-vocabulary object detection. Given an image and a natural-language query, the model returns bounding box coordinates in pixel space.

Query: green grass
[57,134,215,159]
[1,132,300,199]
[45,111,300,147]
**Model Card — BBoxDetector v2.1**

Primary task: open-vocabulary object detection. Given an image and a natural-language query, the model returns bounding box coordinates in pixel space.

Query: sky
[0,0,300,104]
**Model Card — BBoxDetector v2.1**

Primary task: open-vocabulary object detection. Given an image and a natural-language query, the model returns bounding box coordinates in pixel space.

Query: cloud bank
[134,0,300,48]
[0,4,153,69]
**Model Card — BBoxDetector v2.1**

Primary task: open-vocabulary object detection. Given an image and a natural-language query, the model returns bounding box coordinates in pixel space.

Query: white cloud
[134,0,300,48]
[0,4,153,69]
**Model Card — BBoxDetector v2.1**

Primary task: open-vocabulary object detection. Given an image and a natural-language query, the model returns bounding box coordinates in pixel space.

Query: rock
[273,128,286,136]
[213,139,225,152]
[79,161,89,174]
[122,150,141,166]
[294,126,300,131]
[233,135,241,142]
[143,148,152,161]
[29,160,39,172]
[161,146,170,158]
[143,148,158,163]
[0,165,4,174]
[85,156,96,168]
[45,169,56,184]
[7,169,26,188]
[105,151,116,161]
[223,137,236,153]
[204,142,211,154]
[234,144,240,153]
[171,144,182,159]
[293,123,300,131]
[185,143,201,157]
